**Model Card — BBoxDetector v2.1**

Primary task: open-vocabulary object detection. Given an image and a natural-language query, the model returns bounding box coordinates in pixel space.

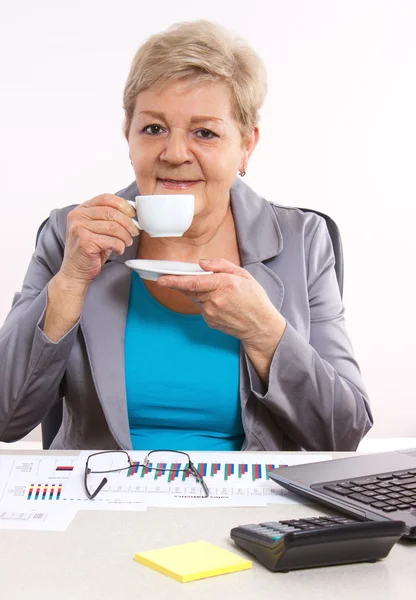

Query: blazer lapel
[244,262,285,312]
[230,178,285,312]
[80,258,134,449]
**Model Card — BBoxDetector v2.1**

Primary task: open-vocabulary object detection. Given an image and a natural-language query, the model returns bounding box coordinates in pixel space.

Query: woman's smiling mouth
[158,178,202,190]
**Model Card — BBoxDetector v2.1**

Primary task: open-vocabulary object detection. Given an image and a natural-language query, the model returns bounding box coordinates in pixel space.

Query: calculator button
[332,518,358,524]
[260,532,283,540]
[279,519,300,525]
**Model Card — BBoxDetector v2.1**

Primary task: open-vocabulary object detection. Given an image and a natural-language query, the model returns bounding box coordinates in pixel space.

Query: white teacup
[127,194,194,237]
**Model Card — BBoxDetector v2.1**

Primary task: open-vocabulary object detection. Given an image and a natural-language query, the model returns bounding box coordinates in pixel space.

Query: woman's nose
[160,130,193,165]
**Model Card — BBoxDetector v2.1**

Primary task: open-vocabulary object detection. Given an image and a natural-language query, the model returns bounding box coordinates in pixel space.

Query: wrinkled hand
[60,194,139,288]
[157,258,286,350]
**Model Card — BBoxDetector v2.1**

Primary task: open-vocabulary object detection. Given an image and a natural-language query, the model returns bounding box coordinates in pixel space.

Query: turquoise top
[125,272,244,451]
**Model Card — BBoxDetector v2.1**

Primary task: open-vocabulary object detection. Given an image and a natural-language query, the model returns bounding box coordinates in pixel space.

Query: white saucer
[125,259,214,281]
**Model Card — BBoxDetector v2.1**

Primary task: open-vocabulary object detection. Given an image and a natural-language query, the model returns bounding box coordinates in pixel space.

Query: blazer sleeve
[0,209,79,442]
[246,217,373,451]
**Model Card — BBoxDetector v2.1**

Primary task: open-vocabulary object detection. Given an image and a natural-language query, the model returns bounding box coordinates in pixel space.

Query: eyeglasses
[84,449,210,499]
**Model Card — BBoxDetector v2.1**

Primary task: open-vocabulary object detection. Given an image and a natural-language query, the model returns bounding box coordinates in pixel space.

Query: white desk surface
[0,449,415,600]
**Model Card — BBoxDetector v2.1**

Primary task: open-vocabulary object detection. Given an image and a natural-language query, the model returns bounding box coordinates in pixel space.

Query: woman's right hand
[59,194,139,289]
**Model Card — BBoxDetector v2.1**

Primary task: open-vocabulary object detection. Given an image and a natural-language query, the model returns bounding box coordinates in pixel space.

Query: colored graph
[26,483,63,500]
[124,461,288,482]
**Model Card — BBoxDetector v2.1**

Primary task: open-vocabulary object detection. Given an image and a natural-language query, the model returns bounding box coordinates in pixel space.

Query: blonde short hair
[122,20,267,140]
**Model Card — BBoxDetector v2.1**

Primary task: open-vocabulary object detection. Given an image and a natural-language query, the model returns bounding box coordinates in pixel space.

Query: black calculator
[230,515,405,572]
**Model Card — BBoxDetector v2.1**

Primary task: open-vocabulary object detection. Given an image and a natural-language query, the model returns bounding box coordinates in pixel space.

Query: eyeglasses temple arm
[87,476,108,500]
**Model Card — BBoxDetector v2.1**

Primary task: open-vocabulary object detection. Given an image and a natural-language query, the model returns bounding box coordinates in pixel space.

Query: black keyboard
[313,468,416,513]
[230,515,405,572]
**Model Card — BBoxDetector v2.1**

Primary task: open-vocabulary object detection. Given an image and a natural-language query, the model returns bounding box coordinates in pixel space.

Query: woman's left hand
[157,259,287,382]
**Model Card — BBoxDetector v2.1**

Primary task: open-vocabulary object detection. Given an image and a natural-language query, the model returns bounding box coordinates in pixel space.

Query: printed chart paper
[0,452,331,529]
[76,451,330,508]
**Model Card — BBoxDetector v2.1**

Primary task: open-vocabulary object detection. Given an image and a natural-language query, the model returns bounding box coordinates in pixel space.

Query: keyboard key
[347,493,374,504]
[386,499,402,506]
[370,501,389,508]
[323,485,350,496]
[351,477,379,486]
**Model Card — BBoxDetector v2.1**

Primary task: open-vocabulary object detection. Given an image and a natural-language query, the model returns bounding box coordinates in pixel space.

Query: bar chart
[126,460,288,482]
[26,483,63,501]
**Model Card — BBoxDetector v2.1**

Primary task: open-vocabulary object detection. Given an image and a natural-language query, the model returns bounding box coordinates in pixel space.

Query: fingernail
[199,259,210,264]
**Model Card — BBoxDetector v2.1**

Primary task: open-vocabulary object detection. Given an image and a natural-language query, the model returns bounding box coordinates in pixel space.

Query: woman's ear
[248,126,260,156]
[240,126,260,171]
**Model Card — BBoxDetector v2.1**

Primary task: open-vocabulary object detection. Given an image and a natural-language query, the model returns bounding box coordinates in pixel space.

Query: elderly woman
[0,20,372,451]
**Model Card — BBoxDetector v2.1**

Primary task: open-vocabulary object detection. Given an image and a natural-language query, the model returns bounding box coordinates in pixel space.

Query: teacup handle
[126,200,142,231]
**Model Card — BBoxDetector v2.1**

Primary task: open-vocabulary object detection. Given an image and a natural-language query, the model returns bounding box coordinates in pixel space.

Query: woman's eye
[196,129,217,139]
[143,124,164,135]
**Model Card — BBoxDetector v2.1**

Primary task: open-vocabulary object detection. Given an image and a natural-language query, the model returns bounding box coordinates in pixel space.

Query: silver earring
[239,170,246,177]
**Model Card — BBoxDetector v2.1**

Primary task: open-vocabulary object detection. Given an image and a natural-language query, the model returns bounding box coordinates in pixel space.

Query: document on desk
[0,454,80,531]
[0,452,331,522]
[0,506,78,531]
[0,453,147,531]
[74,451,331,508]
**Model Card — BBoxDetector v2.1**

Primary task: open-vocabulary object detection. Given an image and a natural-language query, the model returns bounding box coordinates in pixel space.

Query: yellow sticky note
[134,540,252,583]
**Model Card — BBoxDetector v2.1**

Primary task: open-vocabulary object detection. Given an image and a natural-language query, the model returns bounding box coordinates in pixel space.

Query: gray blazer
[0,178,373,450]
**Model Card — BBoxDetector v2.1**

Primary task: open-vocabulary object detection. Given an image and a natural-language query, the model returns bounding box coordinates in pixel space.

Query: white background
[1,0,415,442]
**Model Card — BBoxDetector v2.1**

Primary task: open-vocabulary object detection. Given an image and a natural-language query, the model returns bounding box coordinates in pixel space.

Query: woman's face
[128,79,258,221]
